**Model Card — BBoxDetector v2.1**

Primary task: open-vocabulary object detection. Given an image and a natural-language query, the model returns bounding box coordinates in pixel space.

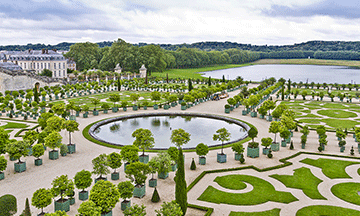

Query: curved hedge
[0,194,17,216]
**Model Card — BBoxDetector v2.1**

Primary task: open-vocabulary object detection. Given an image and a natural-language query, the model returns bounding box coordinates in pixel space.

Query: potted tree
[148,158,159,187]
[130,93,140,111]
[300,125,310,137]
[248,95,259,117]
[258,105,267,119]
[213,127,231,163]
[74,170,92,201]
[180,102,187,110]
[91,98,100,116]
[301,134,307,149]
[319,135,328,151]
[101,103,110,114]
[142,101,149,110]
[247,141,259,158]
[51,175,74,212]
[336,129,346,141]
[92,154,110,183]
[67,189,76,205]
[196,143,209,165]
[231,142,244,161]
[155,152,172,179]
[125,161,151,198]
[123,204,146,216]
[339,140,346,152]
[263,100,275,121]
[151,91,161,110]
[109,93,120,113]
[261,137,272,155]
[280,128,291,147]
[32,188,53,216]
[120,145,139,172]
[155,200,183,216]
[224,104,231,114]
[23,130,39,156]
[32,143,45,166]
[64,120,79,154]
[118,181,134,211]
[107,152,122,180]
[82,105,89,118]
[121,101,128,111]
[132,128,155,164]
[45,131,62,160]
[5,140,30,173]
[60,144,68,157]
[77,200,101,216]
[269,121,281,151]
[0,155,7,180]
[90,180,120,216]
[167,146,179,171]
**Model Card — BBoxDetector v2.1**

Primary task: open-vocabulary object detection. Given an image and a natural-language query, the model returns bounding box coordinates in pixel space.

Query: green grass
[301,109,311,113]
[0,122,28,129]
[152,64,248,79]
[297,119,322,124]
[296,205,360,216]
[214,175,247,190]
[331,182,360,206]
[321,119,360,128]
[317,109,357,118]
[229,209,281,216]
[300,158,360,179]
[270,167,326,200]
[295,114,322,118]
[358,168,360,176]
[321,103,348,109]
[197,175,298,205]
[5,130,13,134]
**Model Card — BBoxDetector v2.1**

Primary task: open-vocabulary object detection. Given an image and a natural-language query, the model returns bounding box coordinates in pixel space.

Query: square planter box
[95,176,107,184]
[149,178,157,187]
[171,163,177,171]
[153,105,159,110]
[0,172,4,180]
[271,142,280,151]
[217,153,227,163]
[242,110,247,115]
[123,107,127,111]
[301,144,306,149]
[139,155,149,164]
[69,198,75,205]
[285,137,291,144]
[181,106,187,110]
[234,153,242,161]
[69,115,76,121]
[93,110,99,116]
[143,106,147,110]
[79,190,89,201]
[111,172,119,180]
[158,171,169,179]
[281,141,287,147]
[250,112,257,117]
[67,144,76,154]
[133,106,138,111]
[121,200,131,211]
[225,108,230,114]
[199,156,206,165]
[247,147,259,158]
[112,107,118,113]
[266,116,273,121]
[262,148,270,155]
[49,150,59,160]
[14,162,26,173]
[83,113,88,118]
[340,146,345,152]
[54,199,70,212]
[133,185,146,198]
[101,211,112,216]
[259,114,264,119]
[35,158,42,166]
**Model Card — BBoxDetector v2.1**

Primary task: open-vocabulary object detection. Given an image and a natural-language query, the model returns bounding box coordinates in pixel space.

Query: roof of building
[4,50,66,61]
[0,62,23,71]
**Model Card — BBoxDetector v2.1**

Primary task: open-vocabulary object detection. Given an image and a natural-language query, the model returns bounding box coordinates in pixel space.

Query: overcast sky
[1,0,359,46]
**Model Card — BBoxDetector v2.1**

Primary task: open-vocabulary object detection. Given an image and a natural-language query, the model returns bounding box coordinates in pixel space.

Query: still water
[202,64,360,84]
[93,116,246,149]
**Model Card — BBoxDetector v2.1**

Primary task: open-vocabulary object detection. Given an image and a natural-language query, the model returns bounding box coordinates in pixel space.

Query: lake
[202,64,360,84]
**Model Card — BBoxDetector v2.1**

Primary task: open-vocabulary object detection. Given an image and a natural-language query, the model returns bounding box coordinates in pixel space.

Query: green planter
[121,200,131,211]
[143,106,147,110]
[10,157,16,161]
[262,148,270,155]
[67,144,76,154]
[133,185,146,198]
[171,163,177,171]
[171,102,176,107]
[158,171,169,179]
[61,152,67,157]
[69,198,75,205]
[149,178,157,187]
[281,141,287,147]
[271,142,280,151]
[111,172,119,180]
[123,107,127,111]
[153,104,158,110]
[35,158,42,166]
[217,153,227,163]
[14,162,26,173]
[301,144,306,149]
[181,105,187,110]
[69,115,76,121]
[139,155,149,164]
[27,147,33,156]
[0,172,4,180]
[101,211,112,216]
[250,111,257,117]
[234,153,242,161]
[259,114,264,119]
[94,176,107,184]
[230,106,234,111]
[75,111,80,117]
[54,199,70,212]
[199,156,206,165]
[285,136,291,144]
[225,108,230,113]
[133,105,138,111]
[340,146,345,152]
[93,110,99,116]
[103,110,108,114]
[49,150,59,160]
[83,113,88,118]
[242,110,247,115]
[247,147,259,158]
[112,107,118,113]
[164,104,170,110]
[79,190,88,201]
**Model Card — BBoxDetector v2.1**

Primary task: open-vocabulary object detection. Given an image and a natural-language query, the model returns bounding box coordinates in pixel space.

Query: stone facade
[139,64,147,78]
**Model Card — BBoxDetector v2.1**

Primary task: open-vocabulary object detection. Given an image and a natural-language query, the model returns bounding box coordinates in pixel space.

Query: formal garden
[0,75,360,215]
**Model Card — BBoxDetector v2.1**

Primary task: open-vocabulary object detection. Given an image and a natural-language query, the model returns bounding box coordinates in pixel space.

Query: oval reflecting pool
[89,113,249,149]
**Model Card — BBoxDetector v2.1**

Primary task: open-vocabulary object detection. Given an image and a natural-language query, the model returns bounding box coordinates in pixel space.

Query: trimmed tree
[74,170,92,201]
[32,143,45,166]
[77,200,101,216]
[0,127,10,155]
[89,180,120,215]
[269,121,281,143]
[92,154,110,181]
[51,175,74,212]
[64,120,79,153]
[261,137,272,155]
[132,128,155,163]
[44,131,62,160]
[123,204,146,216]
[125,161,151,198]
[117,181,134,211]
[213,128,231,154]
[5,140,30,169]
[32,188,52,216]
[195,143,209,165]
[120,145,139,165]
[155,200,183,216]
[0,194,17,216]
[151,187,160,203]
[22,198,31,216]
[107,152,122,180]
[0,155,7,180]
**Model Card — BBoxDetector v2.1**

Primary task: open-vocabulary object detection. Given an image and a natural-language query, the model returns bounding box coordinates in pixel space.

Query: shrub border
[14,124,40,137]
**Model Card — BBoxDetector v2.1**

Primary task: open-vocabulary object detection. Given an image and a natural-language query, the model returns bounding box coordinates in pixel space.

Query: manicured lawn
[300,158,360,179]
[358,168,360,176]
[152,64,248,79]
[214,175,247,190]
[197,175,298,205]
[0,122,28,129]
[317,109,357,118]
[296,205,360,216]
[331,182,360,205]
[320,119,359,128]
[295,114,322,118]
[270,167,326,200]
[297,119,322,124]
[229,208,281,216]
[321,103,348,109]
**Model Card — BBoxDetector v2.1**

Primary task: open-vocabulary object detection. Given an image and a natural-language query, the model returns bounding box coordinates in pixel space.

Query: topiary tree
[22,198,31,216]
[279,128,291,143]
[92,154,110,181]
[167,147,178,166]
[44,131,62,152]
[109,94,121,109]
[90,180,120,215]
[213,127,231,154]
[269,121,281,143]
[32,143,45,161]
[261,137,272,150]
[51,175,75,203]
[174,147,187,215]
[107,152,122,177]
[151,187,160,203]
[132,128,155,159]
[247,127,258,143]
[155,200,183,216]
[170,129,191,149]
[123,204,146,216]
[101,103,110,111]
[32,188,52,215]
[0,194,17,216]
[120,145,139,165]
[195,143,209,158]
[77,200,101,216]
[90,98,100,111]
[63,120,79,146]
[151,91,161,105]
[5,140,30,163]
[74,170,92,195]
[125,161,151,187]
[190,158,196,170]
[263,100,276,116]
[117,181,134,208]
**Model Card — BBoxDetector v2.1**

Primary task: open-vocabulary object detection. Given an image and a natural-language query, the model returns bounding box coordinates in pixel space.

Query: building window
[59,63,61,69]
[24,63,26,69]
[63,70,65,77]
[54,71,56,77]
[59,71,61,77]
[37,63,39,69]
[63,63,65,69]
[41,63,43,69]
[54,63,56,69]
[48,63,50,68]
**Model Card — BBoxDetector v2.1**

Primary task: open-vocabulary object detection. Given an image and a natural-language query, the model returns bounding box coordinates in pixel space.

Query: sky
[0,0,359,46]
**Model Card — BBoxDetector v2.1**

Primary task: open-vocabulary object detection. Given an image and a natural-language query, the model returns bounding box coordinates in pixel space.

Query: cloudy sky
[0,0,359,46]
